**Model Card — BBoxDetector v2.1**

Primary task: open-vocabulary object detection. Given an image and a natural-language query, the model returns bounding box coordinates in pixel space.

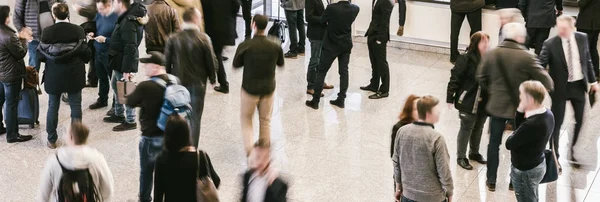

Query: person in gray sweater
[281,0,306,58]
[392,95,453,202]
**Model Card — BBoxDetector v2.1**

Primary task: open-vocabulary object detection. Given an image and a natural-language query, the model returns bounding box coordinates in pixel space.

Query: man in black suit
[305,0,333,96]
[305,0,359,109]
[361,0,393,99]
[519,0,562,55]
[201,0,240,94]
[539,15,599,162]
[576,0,600,79]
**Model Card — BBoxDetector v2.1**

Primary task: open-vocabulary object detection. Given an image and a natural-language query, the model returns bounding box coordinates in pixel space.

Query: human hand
[18,29,33,41]
[95,36,106,43]
[394,190,402,202]
[87,32,95,41]
[590,83,599,93]
[556,9,563,16]
[123,73,133,81]
[448,195,453,202]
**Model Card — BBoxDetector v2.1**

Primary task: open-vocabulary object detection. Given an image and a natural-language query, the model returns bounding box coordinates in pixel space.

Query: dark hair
[52,3,70,20]
[70,121,90,145]
[417,95,439,120]
[115,0,132,9]
[466,31,489,56]
[164,114,193,152]
[399,94,420,124]
[0,6,10,25]
[252,14,268,30]
[182,7,197,23]
[95,0,112,4]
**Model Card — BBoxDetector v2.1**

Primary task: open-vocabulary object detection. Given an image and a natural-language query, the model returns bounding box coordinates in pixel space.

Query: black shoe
[222,56,229,61]
[486,182,496,192]
[85,82,98,88]
[457,158,473,170]
[214,86,229,94]
[61,93,69,102]
[509,183,514,191]
[284,52,298,59]
[469,154,487,164]
[0,127,6,135]
[7,135,33,143]
[305,100,319,110]
[359,85,378,92]
[106,107,115,116]
[103,115,125,123]
[298,47,305,56]
[329,99,345,108]
[113,122,137,132]
[89,101,108,110]
[368,92,389,99]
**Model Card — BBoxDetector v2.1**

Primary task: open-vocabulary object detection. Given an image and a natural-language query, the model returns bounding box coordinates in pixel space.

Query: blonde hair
[557,15,576,28]
[520,80,546,104]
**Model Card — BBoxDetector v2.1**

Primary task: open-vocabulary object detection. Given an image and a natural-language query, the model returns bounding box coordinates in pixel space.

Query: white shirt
[525,107,547,118]
[247,173,268,202]
[322,0,329,7]
[181,22,200,31]
[561,34,584,82]
[55,19,69,23]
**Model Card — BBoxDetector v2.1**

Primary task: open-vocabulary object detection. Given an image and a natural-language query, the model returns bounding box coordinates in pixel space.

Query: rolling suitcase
[16,88,40,129]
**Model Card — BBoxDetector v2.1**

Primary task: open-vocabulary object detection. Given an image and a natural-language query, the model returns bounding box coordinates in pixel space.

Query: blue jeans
[139,136,163,202]
[111,70,136,123]
[487,116,513,184]
[186,83,206,147]
[401,196,447,202]
[95,51,112,104]
[0,81,22,140]
[47,91,82,143]
[511,160,546,202]
[284,9,306,53]
[28,40,41,71]
[307,39,322,90]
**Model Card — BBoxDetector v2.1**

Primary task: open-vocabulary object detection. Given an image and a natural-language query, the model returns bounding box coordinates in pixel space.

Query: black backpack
[268,20,287,43]
[56,154,101,202]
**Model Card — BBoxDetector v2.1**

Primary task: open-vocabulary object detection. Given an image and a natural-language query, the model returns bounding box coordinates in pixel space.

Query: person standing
[392,95,454,202]
[576,0,600,79]
[497,8,522,43]
[449,0,484,63]
[37,3,91,149]
[241,0,252,40]
[447,31,489,170]
[0,6,33,143]
[538,15,599,162]
[390,95,420,158]
[518,0,562,55]
[103,0,147,132]
[282,0,306,59]
[13,0,64,72]
[397,0,406,36]
[305,0,334,96]
[361,0,393,99]
[233,14,285,155]
[477,22,553,191]
[74,1,99,88]
[144,0,180,53]
[201,0,240,94]
[165,7,217,147]
[305,0,359,110]
[506,81,554,202]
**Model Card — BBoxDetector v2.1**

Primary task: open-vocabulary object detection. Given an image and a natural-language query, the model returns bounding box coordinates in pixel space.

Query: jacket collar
[499,39,526,50]
[0,24,16,33]
[413,121,435,129]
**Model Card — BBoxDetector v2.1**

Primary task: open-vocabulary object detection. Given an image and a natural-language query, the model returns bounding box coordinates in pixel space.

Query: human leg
[46,94,61,144]
[534,28,551,55]
[466,9,482,37]
[188,84,206,147]
[337,51,351,99]
[138,136,164,202]
[487,116,508,184]
[3,81,21,139]
[450,11,467,61]
[95,52,110,104]
[241,0,253,38]
[366,36,381,89]
[297,9,306,52]
[67,91,83,122]
[551,96,566,159]
[457,112,478,159]
[213,42,229,90]
[510,161,546,202]
[307,39,323,90]
[284,10,299,54]
[28,40,41,71]
[311,49,336,102]
[257,92,275,147]
[240,89,259,154]
[469,113,487,156]
[375,40,390,93]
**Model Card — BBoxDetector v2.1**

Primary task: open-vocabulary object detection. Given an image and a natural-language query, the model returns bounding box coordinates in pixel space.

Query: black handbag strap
[496,58,519,106]
[197,150,212,179]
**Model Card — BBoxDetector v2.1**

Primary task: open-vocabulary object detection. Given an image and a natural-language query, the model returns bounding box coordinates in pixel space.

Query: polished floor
[2,2,600,202]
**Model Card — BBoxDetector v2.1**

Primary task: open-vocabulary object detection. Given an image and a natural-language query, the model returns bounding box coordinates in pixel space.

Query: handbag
[540,143,560,184]
[116,79,136,104]
[197,151,219,202]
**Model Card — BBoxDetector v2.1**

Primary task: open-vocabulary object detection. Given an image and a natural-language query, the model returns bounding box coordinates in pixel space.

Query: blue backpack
[151,75,192,131]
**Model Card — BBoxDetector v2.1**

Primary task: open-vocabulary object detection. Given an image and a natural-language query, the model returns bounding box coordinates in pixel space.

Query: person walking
[0,5,33,143]
[103,0,147,131]
[165,7,217,147]
[241,140,288,201]
[305,0,334,96]
[449,0,484,63]
[538,15,599,163]
[477,22,553,191]
[361,0,393,99]
[497,8,522,43]
[38,3,91,149]
[447,31,489,170]
[233,14,285,155]
[506,81,554,202]
[518,0,563,55]
[576,0,600,79]
[392,95,454,202]
[144,0,180,53]
[305,0,359,110]
[282,0,306,59]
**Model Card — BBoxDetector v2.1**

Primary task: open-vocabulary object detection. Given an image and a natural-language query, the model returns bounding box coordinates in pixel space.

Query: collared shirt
[247,172,268,202]
[322,0,329,7]
[181,22,201,31]
[55,19,69,23]
[413,121,435,129]
[561,33,584,82]
[525,107,547,118]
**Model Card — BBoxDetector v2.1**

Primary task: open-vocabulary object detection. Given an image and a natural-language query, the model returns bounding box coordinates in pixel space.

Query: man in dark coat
[361,0,393,99]
[305,0,333,96]
[519,0,563,55]
[201,0,240,94]
[449,0,484,63]
[74,0,99,87]
[576,0,600,78]
[37,3,91,149]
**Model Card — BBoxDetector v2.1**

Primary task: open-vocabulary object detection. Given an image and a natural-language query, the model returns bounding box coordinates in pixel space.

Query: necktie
[567,39,574,81]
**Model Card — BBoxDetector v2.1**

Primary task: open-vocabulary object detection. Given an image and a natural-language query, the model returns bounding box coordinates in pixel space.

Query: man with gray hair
[477,22,553,191]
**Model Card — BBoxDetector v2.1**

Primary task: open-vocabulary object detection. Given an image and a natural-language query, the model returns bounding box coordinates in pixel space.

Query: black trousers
[398,0,406,26]
[213,42,228,88]
[450,9,482,61]
[241,0,252,38]
[526,27,551,55]
[551,81,586,159]
[367,36,390,93]
[578,29,600,78]
[312,48,351,102]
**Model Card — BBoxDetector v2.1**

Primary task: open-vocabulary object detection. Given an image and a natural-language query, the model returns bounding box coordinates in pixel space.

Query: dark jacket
[13,0,64,39]
[306,0,327,41]
[447,51,487,114]
[201,0,240,46]
[477,40,554,119]
[390,120,411,158]
[0,25,27,83]
[538,32,597,99]
[37,22,91,94]
[496,0,519,9]
[76,0,98,21]
[450,0,485,13]
[365,0,394,43]
[519,0,562,28]
[165,27,217,86]
[233,36,285,95]
[241,169,288,202]
[321,1,360,52]
[506,110,554,171]
[576,0,600,30]
[108,2,148,73]
[145,0,180,53]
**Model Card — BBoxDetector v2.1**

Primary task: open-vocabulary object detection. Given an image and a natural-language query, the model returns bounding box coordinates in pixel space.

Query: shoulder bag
[197,151,219,202]
[541,143,560,183]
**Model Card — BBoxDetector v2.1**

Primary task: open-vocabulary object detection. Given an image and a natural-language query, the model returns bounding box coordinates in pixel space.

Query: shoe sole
[113,127,137,132]
[298,53,305,56]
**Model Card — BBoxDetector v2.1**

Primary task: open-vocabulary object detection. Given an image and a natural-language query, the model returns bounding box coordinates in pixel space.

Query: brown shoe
[397,26,404,36]
[323,83,334,89]
[306,89,324,97]
[47,142,57,149]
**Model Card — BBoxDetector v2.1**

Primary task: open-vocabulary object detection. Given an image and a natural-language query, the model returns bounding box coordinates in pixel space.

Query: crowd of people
[0,0,599,201]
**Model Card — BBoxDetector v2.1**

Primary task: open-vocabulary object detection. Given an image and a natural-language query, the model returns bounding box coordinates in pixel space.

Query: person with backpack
[38,121,114,202]
[125,51,173,202]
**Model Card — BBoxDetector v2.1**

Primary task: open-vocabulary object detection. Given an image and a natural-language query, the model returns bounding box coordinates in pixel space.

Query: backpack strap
[151,74,179,89]
[151,77,168,89]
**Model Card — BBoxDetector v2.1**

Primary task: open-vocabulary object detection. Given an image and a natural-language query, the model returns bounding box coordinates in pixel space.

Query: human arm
[320,6,332,24]
[446,55,469,104]
[392,129,403,193]
[13,0,25,32]
[172,9,181,32]
[505,112,533,150]
[578,0,592,8]
[120,21,139,73]
[518,0,529,20]
[125,81,147,108]
[434,136,454,199]
[538,41,551,68]
[476,56,490,92]
[6,32,28,60]
[37,157,55,202]
[232,42,245,68]
[305,0,321,25]
[95,154,115,201]
[277,45,285,67]
[164,36,174,74]
[555,0,563,12]
[528,56,554,91]
[203,35,218,84]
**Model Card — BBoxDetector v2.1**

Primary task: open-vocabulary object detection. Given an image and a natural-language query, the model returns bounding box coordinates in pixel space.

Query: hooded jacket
[109,2,148,73]
[447,51,488,114]
[0,25,27,83]
[38,146,115,202]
